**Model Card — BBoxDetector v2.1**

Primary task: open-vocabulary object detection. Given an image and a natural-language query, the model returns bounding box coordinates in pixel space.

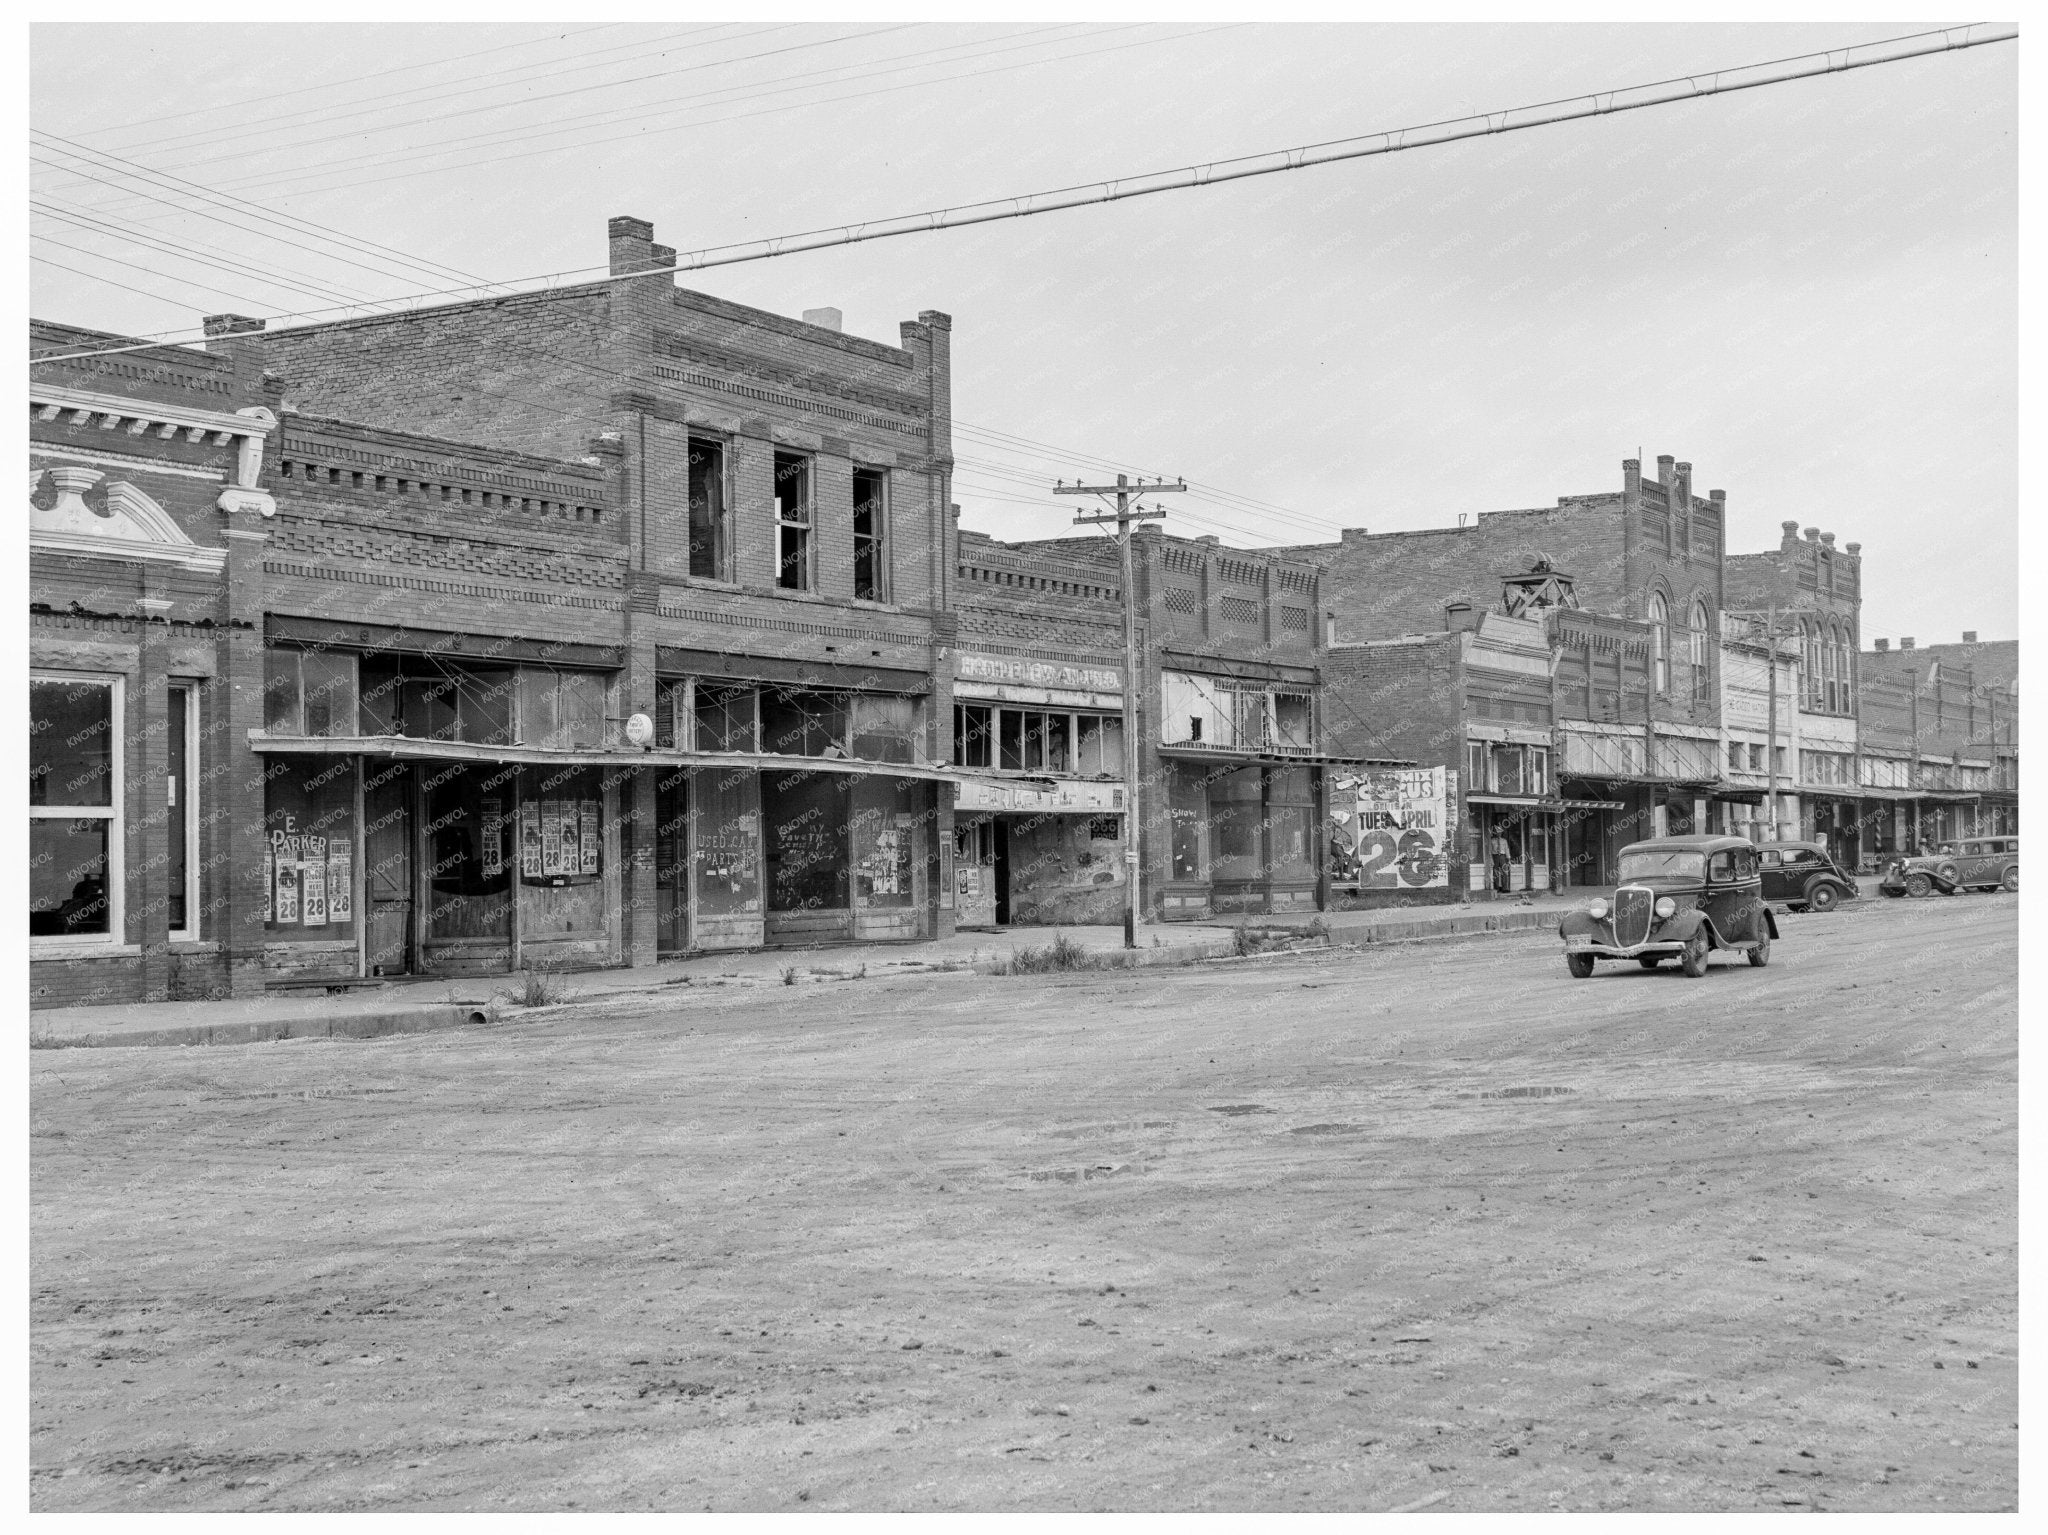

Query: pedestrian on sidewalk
[1491,829,1513,894]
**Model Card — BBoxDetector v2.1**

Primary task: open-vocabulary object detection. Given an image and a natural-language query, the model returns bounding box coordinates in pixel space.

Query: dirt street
[30,893,2017,1512]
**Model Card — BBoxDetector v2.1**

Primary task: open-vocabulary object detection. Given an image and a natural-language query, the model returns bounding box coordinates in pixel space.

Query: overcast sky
[29,21,2016,646]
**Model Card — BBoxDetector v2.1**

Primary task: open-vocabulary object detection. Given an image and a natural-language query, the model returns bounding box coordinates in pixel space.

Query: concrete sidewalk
[28,896,1607,1051]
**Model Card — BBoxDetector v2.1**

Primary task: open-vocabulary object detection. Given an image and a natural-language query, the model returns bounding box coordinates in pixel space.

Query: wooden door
[364,761,413,975]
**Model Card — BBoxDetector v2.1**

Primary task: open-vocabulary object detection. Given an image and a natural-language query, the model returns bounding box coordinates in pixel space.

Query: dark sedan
[1756,840,1858,912]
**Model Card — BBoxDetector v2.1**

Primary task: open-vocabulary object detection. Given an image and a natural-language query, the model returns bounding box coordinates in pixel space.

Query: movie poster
[578,797,601,875]
[1330,767,1453,889]
[299,835,328,926]
[520,800,542,878]
[325,836,353,923]
[480,799,503,878]
[273,852,300,924]
[540,800,564,876]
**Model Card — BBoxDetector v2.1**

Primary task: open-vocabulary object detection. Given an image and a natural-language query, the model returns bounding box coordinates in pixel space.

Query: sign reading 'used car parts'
[1329,767,1454,888]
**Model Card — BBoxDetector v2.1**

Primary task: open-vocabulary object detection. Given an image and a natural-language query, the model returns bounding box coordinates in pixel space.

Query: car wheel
[1805,881,1839,913]
[1637,955,1663,969]
[1880,888,1904,898]
[1747,930,1770,967]
[1904,872,1933,898]
[1679,930,1710,978]
[2003,867,2019,893]
[1566,953,1595,979]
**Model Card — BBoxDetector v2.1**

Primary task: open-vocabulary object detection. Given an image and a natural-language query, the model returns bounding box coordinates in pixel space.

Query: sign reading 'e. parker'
[955,652,1122,695]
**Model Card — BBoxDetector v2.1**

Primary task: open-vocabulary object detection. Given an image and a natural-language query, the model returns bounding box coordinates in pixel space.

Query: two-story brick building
[1859,632,2018,856]
[29,214,973,1006]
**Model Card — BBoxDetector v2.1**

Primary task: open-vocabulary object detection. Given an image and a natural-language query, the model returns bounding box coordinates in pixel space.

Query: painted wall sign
[1329,767,1454,888]
[956,778,1126,814]
[956,651,1122,695]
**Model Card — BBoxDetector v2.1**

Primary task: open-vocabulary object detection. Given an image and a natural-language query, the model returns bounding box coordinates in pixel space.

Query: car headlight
[1654,896,1677,918]
[1587,898,1609,919]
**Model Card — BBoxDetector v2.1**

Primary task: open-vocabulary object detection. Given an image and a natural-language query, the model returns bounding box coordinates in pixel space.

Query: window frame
[686,434,730,582]
[1647,590,1670,694]
[29,671,125,951]
[852,465,890,604]
[773,449,814,593]
[168,679,200,942]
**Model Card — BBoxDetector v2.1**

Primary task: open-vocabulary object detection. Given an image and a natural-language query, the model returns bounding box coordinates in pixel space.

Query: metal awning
[1467,793,1548,808]
[1558,798,1626,810]
[1709,786,1768,804]
[247,732,972,784]
[1155,745,1411,769]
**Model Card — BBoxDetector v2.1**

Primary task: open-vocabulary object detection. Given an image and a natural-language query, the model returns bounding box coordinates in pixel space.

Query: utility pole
[1056,472,1186,949]
[1727,605,1801,841]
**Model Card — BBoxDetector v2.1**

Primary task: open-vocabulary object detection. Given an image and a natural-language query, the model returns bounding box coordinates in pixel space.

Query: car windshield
[1617,849,1705,883]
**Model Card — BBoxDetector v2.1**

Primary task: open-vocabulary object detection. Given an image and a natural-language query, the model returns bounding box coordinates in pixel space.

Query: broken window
[1272,692,1313,751]
[955,703,994,768]
[1075,713,1124,778]
[774,450,811,592]
[760,687,845,758]
[694,683,758,753]
[687,437,726,580]
[853,467,888,602]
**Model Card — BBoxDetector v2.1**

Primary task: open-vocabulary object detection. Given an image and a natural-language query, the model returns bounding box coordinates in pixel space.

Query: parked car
[1878,837,2019,898]
[1756,840,1858,912]
[1559,834,1779,978]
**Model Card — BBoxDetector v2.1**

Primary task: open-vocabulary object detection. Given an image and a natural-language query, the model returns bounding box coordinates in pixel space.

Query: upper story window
[266,646,359,737]
[1647,591,1670,693]
[853,467,889,603]
[773,450,812,592]
[687,436,727,580]
[955,703,1124,778]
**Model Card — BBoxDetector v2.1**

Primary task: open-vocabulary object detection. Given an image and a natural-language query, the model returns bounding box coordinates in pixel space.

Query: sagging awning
[247,732,972,784]
[1469,794,1622,812]
[954,773,1125,815]
[1709,786,1768,804]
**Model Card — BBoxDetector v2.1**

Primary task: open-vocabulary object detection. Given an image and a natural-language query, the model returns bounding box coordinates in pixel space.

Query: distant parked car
[1756,840,1858,913]
[1879,837,2019,898]
[1558,834,1779,978]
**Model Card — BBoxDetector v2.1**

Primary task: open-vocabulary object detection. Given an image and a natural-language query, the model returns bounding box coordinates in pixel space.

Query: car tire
[1566,953,1595,979]
[1805,881,1839,913]
[2003,867,2019,893]
[1937,863,1961,895]
[1637,955,1663,969]
[1904,872,1933,898]
[1747,930,1770,967]
[1679,930,1709,978]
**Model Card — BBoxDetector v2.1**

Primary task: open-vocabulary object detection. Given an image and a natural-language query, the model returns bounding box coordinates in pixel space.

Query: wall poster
[1330,767,1454,888]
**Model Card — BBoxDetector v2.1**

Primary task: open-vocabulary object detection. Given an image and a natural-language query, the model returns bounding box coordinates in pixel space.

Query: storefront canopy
[248,732,973,784]
[1155,745,1411,769]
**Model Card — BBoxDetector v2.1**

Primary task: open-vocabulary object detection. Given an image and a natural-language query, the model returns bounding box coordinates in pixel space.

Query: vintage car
[1878,836,2019,898]
[1756,840,1859,912]
[1559,834,1779,978]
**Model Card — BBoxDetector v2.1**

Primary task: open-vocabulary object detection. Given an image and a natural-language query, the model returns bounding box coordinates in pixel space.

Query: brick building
[1859,632,2019,854]
[1723,521,1866,865]
[29,213,970,1006]
[29,320,280,1007]
[1296,455,1726,885]
[947,527,1130,927]
[958,525,1376,922]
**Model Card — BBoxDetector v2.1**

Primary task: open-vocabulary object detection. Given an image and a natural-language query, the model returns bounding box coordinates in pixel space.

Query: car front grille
[1612,885,1653,948]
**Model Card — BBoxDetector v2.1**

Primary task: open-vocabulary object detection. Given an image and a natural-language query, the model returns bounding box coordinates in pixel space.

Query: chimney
[1963,630,1978,643]
[1780,520,1800,550]
[1674,460,1693,506]
[802,307,843,332]
[1444,601,1480,633]
[203,314,265,338]
[607,215,674,277]
[1900,637,1915,651]
[1196,534,1220,546]
[1340,527,1369,544]
[1874,638,1890,653]
[1655,453,1675,487]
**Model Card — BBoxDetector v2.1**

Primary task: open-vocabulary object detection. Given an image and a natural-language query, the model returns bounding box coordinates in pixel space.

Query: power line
[34,21,2013,368]
[76,24,621,140]
[31,200,376,307]
[123,24,1190,207]
[107,23,1076,185]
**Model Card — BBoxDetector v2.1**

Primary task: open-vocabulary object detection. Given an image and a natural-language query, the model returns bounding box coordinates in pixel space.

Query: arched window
[1689,598,1710,666]
[1802,620,1820,708]
[1647,590,1670,693]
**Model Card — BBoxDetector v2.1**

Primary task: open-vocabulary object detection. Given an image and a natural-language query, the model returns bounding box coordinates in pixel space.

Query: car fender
[1761,906,1780,940]
[1663,908,1714,946]
[1558,910,1600,941]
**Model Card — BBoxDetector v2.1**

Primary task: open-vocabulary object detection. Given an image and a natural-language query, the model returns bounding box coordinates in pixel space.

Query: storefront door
[364,760,413,976]
[993,817,1012,925]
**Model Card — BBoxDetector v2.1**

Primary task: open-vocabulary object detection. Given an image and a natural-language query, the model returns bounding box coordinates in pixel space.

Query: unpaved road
[31,893,2016,1512]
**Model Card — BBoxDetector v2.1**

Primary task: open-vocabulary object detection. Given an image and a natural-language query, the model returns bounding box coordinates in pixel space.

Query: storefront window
[519,765,603,941]
[764,771,849,911]
[694,683,758,752]
[518,669,607,749]
[850,695,919,765]
[265,756,357,939]
[1076,713,1123,777]
[851,777,917,907]
[1267,766,1316,884]
[955,703,994,768]
[265,647,358,736]
[1169,764,1208,882]
[693,766,761,918]
[31,677,119,941]
[1210,766,1265,883]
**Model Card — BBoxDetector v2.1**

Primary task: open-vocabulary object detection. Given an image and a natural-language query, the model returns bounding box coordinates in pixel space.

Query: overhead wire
[31,199,377,307]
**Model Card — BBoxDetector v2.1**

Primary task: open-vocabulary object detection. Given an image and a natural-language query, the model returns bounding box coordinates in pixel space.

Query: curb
[31,1003,495,1052]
